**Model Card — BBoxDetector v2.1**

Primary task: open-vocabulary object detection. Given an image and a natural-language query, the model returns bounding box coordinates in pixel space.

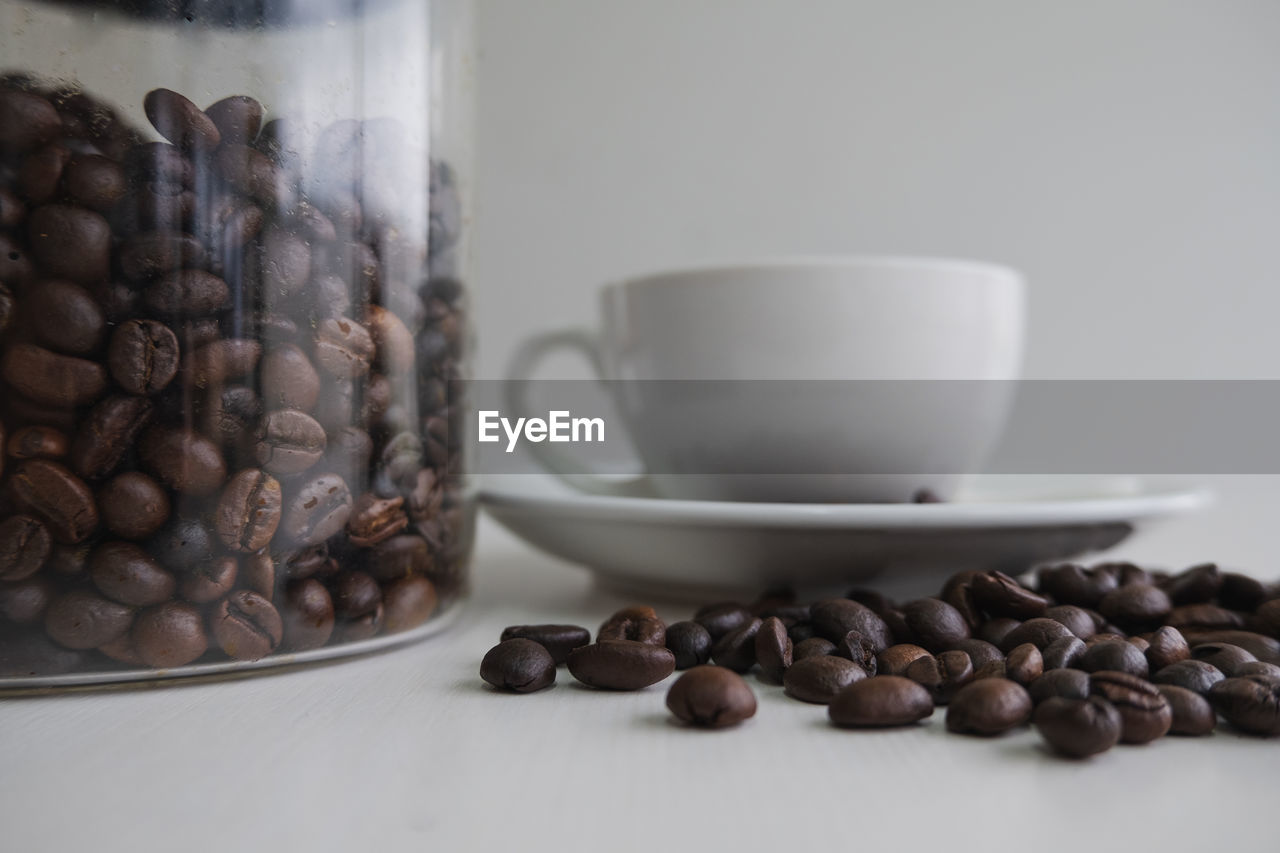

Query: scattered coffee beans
[664,620,713,670]
[828,676,934,727]
[481,639,556,694]
[500,624,590,666]
[666,665,757,728]
[567,641,676,691]
[946,678,1032,735]
[1034,697,1123,758]
[783,654,867,704]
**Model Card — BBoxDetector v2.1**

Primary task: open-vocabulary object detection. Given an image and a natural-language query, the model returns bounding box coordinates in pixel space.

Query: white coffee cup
[505,256,1025,502]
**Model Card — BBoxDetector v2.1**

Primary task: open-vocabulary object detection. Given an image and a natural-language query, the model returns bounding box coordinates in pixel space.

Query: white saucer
[479,475,1213,598]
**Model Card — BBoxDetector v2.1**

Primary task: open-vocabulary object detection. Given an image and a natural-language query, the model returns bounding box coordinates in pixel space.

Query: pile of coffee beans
[0,77,472,676]
[481,561,1280,752]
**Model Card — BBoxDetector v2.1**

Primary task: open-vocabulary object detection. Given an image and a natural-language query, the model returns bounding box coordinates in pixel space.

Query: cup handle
[504,328,657,497]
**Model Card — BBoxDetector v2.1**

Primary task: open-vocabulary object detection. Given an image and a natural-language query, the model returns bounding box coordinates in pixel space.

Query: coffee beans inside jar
[0,79,472,676]
[483,560,1280,758]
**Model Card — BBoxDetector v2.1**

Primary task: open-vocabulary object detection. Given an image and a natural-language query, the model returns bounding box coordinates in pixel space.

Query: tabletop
[1,508,1276,853]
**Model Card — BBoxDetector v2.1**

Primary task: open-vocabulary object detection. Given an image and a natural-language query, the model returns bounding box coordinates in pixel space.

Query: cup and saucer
[478,257,1211,598]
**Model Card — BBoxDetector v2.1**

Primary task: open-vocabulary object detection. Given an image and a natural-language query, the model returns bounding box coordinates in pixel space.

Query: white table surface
[2,510,1276,853]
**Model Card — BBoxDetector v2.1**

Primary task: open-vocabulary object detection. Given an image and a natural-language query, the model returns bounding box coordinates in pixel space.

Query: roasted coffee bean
[793,637,837,661]
[664,620,714,669]
[947,639,1003,671]
[240,551,275,601]
[784,654,868,704]
[258,226,312,297]
[693,601,753,642]
[972,659,1007,680]
[19,143,70,203]
[901,597,970,653]
[1162,562,1221,605]
[27,205,110,283]
[214,469,282,552]
[139,427,226,495]
[1044,605,1097,640]
[204,95,263,146]
[481,638,556,693]
[877,643,932,676]
[711,617,762,673]
[1157,684,1216,736]
[89,541,175,607]
[0,575,56,625]
[2,343,107,408]
[828,675,934,727]
[500,624,591,666]
[836,630,878,675]
[0,515,51,581]
[143,269,229,317]
[70,395,154,480]
[1089,670,1173,743]
[130,601,207,667]
[149,517,215,573]
[845,588,894,618]
[1029,668,1092,705]
[787,621,816,644]
[1152,659,1225,695]
[977,617,1021,647]
[144,88,221,150]
[254,409,327,476]
[10,459,98,544]
[181,555,238,604]
[44,588,133,649]
[1144,625,1190,671]
[1034,697,1123,758]
[1236,661,1280,679]
[946,678,1032,735]
[260,344,320,412]
[1080,639,1149,678]
[1218,573,1268,612]
[1191,642,1257,677]
[1128,636,1151,654]
[998,617,1074,653]
[383,576,437,633]
[279,473,353,547]
[329,570,381,620]
[0,629,86,676]
[8,426,69,460]
[335,602,384,643]
[906,650,974,704]
[1006,643,1044,685]
[315,317,375,378]
[367,305,414,375]
[25,279,106,356]
[0,88,62,154]
[598,605,666,645]
[45,543,90,576]
[567,640,676,690]
[754,616,793,683]
[971,571,1049,620]
[1166,603,1242,632]
[280,578,335,651]
[810,598,892,651]
[124,139,192,184]
[118,230,206,281]
[365,534,431,582]
[1183,630,1280,663]
[1085,631,1128,646]
[666,665,757,728]
[1209,675,1280,736]
[0,187,23,227]
[97,472,170,540]
[345,493,407,547]
[210,590,282,661]
[62,153,127,211]
[1098,583,1172,631]
[1042,636,1087,670]
[203,385,262,444]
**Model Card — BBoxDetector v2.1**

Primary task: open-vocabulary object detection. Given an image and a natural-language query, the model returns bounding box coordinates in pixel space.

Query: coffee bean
[7,426,66,461]
[500,624,590,666]
[1152,659,1225,695]
[258,226,312,298]
[240,551,275,601]
[19,143,70,203]
[971,571,1049,620]
[314,317,375,378]
[1218,573,1268,612]
[754,616,793,683]
[1182,630,1280,663]
[367,304,415,375]
[254,408,327,476]
[658,620,712,670]
[810,598,892,651]
[345,493,408,547]
[481,638,556,693]
[89,541,175,607]
[906,650,974,704]
[948,638,1004,671]
[24,279,106,356]
[1166,603,1242,632]
[118,230,206,281]
[181,555,238,604]
[946,678,1032,736]
[144,88,221,150]
[149,517,215,573]
[783,655,867,704]
[28,204,110,283]
[0,89,62,154]
[364,534,431,582]
[598,605,666,645]
[205,95,264,146]
[44,588,133,649]
[260,344,320,411]
[1191,642,1257,676]
[1098,583,1172,631]
[214,468,282,553]
[2,343,107,408]
[383,575,437,633]
[1042,636,1087,670]
[1157,684,1216,736]
[143,269,229,317]
[793,637,837,662]
[828,675,934,727]
[69,395,154,480]
[130,600,207,667]
[1089,670,1173,743]
[666,665,757,728]
[1005,643,1044,685]
[0,187,23,227]
[901,597,970,652]
[211,590,282,661]
[1162,562,1221,605]
[280,578,335,651]
[1029,668,1092,705]
[10,459,98,543]
[973,659,1007,680]
[1080,639,1149,678]
[997,617,1074,654]
[139,427,226,495]
[977,617,1021,647]
[835,630,878,676]
[1236,661,1280,679]
[1044,605,1097,640]
[62,154,127,211]
[711,617,761,673]
[0,575,56,625]
[0,233,35,289]
[567,640,676,690]
[97,472,170,540]
[280,472,353,547]
[876,643,932,676]
[1208,675,1280,736]
[693,601,753,641]
[1033,697,1123,758]
[0,515,51,581]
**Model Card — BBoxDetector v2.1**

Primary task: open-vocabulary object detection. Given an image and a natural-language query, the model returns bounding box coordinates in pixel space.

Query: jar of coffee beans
[0,0,475,681]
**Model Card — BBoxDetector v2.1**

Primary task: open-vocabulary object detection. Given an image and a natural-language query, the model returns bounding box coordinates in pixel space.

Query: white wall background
[469,0,1280,571]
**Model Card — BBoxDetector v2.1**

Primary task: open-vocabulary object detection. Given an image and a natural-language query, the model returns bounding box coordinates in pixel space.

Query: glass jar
[0,0,474,684]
